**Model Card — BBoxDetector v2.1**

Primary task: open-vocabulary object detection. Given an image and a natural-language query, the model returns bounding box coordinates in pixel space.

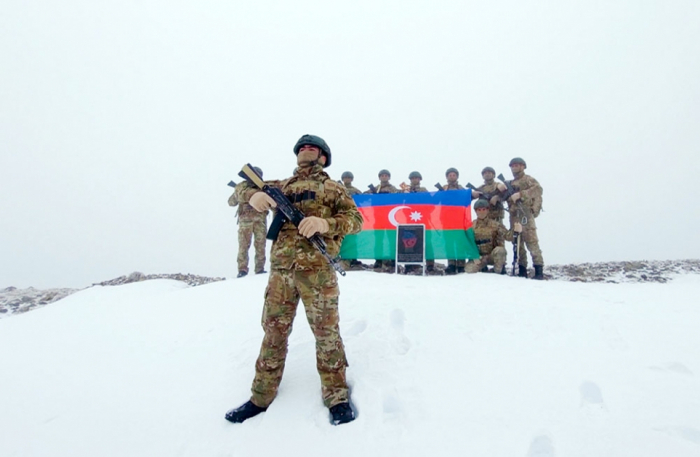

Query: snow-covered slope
[1,272,699,456]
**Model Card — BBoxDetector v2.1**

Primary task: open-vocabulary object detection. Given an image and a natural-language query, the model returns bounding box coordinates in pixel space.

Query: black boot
[236,271,248,278]
[456,266,465,274]
[373,260,382,269]
[518,265,528,278]
[224,400,267,423]
[329,402,356,425]
[445,265,456,275]
[480,265,489,273]
[255,269,267,274]
[500,266,506,275]
[533,265,544,280]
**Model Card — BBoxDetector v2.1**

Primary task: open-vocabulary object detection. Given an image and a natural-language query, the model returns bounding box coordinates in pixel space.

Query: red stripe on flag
[358,204,472,231]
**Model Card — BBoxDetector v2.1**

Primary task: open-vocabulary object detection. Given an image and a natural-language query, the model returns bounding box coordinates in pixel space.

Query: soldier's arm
[228,192,238,207]
[496,223,507,247]
[235,179,285,203]
[520,176,543,205]
[326,185,363,236]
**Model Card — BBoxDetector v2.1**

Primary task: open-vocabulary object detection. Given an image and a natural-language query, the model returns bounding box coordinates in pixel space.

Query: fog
[2,0,699,289]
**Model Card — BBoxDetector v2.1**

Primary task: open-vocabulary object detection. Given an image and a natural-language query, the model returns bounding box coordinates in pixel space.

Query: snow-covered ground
[1,270,699,456]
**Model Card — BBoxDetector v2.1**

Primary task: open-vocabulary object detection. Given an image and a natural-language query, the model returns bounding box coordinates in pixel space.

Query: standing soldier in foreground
[224,135,363,425]
[498,157,545,280]
[471,166,505,223]
[340,171,362,196]
[228,166,268,278]
[465,199,509,274]
[442,167,466,274]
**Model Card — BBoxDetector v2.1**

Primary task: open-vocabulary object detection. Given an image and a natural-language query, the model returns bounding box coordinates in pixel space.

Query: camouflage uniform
[475,180,505,223]
[407,184,428,193]
[366,182,399,194]
[443,181,466,270]
[366,182,398,271]
[506,172,544,268]
[236,164,363,408]
[465,218,507,273]
[228,191,268,274]
[343,183,362,196]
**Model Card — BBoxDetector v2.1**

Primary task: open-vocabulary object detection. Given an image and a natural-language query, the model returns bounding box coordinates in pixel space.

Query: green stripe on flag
[340,229,479,260]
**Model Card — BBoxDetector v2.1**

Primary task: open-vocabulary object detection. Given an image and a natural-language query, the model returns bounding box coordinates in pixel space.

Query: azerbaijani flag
[340,190,479,260]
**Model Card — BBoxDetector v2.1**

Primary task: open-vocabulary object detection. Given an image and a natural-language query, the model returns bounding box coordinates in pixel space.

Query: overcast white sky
[2,0,699,289]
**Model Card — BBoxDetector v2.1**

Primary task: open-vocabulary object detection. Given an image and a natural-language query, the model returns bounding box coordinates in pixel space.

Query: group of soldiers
[335,161,545,279]
[228,159,545,280]
[224,134,545,427]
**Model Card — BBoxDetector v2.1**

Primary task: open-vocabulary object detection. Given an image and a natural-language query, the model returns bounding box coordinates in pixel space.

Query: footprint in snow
[648,362,693,375]
[345,319,368,336]
[389,309,411,355]
[526,434,555,457]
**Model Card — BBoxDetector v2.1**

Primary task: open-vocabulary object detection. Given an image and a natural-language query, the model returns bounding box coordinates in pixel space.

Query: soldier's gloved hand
[497,183,507,192]
[514,222,523,233]
[298,216,329,238]
[249,192,277,212]
[472,190,481,198]
[489,195,500,206]
[509,192,521,202]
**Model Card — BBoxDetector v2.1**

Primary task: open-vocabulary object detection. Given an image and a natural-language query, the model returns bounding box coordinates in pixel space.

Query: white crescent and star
[388,206,424,227]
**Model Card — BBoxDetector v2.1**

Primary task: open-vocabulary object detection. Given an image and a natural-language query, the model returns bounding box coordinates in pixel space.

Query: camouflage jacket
[476,180,505,221]
[472,218,506,256]
[444,182,465,191]
[343,183,362,196]
[507,172,543,218]
[228,192,268,222]
[408,184,428,193]
[365,182,399,194]
[236,164,363,270]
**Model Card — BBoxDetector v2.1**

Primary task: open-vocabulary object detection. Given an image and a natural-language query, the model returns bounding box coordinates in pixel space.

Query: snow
[1,272,699,456]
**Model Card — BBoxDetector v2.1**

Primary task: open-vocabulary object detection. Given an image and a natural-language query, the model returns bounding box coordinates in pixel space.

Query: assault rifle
[466,182,499,201]
[367,184,378,194]
[512,231,520,276]
[227,180,237,188]
[497,173,528,225]
[434,183,445,192]
[238,164,346,276]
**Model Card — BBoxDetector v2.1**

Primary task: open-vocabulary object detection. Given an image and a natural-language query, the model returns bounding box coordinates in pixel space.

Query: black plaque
[396,224,425,263]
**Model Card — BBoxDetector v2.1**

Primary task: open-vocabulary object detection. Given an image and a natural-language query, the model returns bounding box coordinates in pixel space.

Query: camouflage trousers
[514,225,544,267]
[465,247,507,273]
[238,219,267,273]
[250,267,349,409]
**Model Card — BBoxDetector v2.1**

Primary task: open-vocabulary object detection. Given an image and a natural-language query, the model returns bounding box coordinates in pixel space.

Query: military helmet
[341,171,354,180]
[409,171,422,180]
[378,169,391,178]
[509,157,526,168]
[293,134,331,167]
[481,166,495,175]
[445,167,459,178]
[474,199,490,210]
[253,166,263,178]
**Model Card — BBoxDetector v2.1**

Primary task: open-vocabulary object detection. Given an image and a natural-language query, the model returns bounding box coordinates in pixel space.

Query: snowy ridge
[2,259,699,319]
[1,268,699,456]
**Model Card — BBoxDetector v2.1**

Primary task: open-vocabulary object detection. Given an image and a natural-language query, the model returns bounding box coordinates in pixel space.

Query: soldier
[367,169,398,272]
[497,157,545,280]
[339,171,363,270]
[224,134,363,426]
[228,166,268,278]
[366,169,399,194]
[340,171,362,196]
[465,199,509,274]
[441,167,466,274]
[401,171,428,193]
[471,166,505,223]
